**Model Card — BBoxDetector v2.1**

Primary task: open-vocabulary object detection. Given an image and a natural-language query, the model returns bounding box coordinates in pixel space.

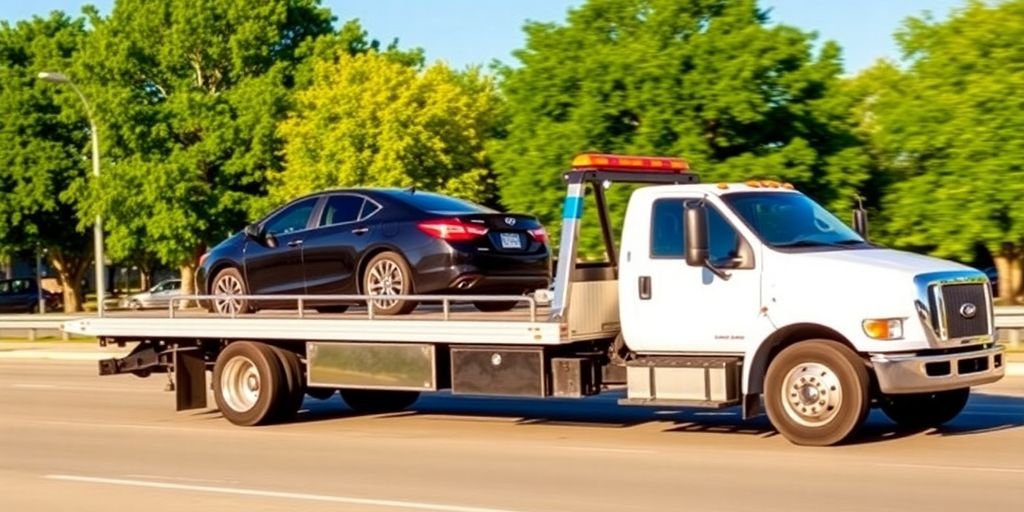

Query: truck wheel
[268,346,305,421]
[363,252,418,315]
[212,342,286,426]
[764,340,869,446]
[879,388,970,429]
[211,267,252,315]
[340,389,420,414]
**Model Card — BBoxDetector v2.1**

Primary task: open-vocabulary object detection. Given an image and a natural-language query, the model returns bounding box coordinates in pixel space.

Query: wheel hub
[781,362,843,427]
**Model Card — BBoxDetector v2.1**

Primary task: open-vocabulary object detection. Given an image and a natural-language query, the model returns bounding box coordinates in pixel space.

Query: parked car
[119,278,182,310]
[0,278,62,313]
[197,188,551,315]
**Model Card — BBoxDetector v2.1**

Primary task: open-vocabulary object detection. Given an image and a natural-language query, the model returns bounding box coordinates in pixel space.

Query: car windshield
[720,192,866,249]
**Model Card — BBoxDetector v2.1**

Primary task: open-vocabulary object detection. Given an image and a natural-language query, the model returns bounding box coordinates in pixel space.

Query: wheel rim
[366,259,404,309]
[213,274,245,314]
[780,362,843,427]
[220,355,260,413]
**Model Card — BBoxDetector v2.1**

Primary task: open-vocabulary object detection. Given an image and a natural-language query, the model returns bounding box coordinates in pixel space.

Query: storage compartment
[625,356,741,404]
[451,347,545,396]
[307,342,436,391]
[551,357,601,397]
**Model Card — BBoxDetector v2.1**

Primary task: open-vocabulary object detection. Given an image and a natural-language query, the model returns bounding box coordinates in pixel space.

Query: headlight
[862,318,904,340]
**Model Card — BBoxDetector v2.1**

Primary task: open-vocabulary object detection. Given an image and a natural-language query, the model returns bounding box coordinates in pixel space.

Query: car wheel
[363,251,418,315]
[128,299,142,310]
[211,267,251,315]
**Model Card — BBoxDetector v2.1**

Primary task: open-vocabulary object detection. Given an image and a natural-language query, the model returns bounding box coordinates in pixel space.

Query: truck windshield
[720,192,867,249]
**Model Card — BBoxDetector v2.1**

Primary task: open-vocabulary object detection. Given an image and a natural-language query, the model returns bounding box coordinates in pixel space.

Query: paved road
[1,359,1022,512]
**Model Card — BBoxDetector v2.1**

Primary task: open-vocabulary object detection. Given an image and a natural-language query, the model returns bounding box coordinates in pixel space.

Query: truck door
[622,195,761,353]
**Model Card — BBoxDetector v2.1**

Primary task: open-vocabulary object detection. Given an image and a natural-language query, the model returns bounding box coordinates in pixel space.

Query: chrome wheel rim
[220,355,260,413]
[213,274,245,314]
[781,362,843,427]
[366,259,404,309]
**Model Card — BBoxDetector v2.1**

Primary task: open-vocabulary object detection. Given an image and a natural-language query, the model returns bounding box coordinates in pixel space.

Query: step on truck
[64,153,1007,446]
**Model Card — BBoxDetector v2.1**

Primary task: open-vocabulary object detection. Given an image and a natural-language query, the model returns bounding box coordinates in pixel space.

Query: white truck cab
[69,153,1005,446]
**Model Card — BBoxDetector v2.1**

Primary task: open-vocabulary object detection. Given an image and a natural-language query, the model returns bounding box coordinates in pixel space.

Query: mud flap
[174,348,207,411]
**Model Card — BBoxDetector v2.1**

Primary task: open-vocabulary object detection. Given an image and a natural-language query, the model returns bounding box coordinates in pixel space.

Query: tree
[492,0,867,256]
[0,13,92,311]
[269,51,503,206]
[864,0,1024,302]
[74,0,336,300]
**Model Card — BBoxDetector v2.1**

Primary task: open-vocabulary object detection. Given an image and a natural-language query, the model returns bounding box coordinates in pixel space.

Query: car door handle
[638,275,651,300]
[351,227,369,235]
[287,240,303,247]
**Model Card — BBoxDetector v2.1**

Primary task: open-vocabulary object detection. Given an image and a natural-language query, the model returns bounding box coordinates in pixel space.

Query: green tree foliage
[0,13,92,311]
[493,0,867,256]
[270,51,503,205]
[75,0,336,296]
[865,0,1024,301]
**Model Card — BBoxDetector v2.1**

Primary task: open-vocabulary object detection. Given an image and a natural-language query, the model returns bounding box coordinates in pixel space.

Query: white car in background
[120,279,182,310]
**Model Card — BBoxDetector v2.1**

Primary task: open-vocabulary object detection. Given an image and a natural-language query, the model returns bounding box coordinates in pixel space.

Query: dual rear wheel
[212,341,420,426]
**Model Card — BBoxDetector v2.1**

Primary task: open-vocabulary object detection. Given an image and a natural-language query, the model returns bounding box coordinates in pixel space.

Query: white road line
[123,474,241,485]
[874,463,1024,474]
[46,475,530,512]
[12,384,59,389]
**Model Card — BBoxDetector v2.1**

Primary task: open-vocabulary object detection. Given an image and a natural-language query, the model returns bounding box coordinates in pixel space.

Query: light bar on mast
[571,153,689,172]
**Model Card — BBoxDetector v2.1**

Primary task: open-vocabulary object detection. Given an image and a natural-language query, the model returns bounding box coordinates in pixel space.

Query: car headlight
[862,318,904,340]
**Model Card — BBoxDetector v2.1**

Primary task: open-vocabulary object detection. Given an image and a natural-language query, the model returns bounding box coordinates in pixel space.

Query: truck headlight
[862,318,904,340]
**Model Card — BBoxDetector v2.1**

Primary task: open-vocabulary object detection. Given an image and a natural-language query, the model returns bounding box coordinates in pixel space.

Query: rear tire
[472,301,519,312]
[210,267,252,315]
[362,252,417,315]
[879,388,970,429]
[268,346,305,421]
[212,342,286,426]
[340,389,420,414]
[764,339,870,446]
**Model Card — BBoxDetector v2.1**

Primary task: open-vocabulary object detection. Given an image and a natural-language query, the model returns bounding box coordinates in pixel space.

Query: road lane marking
[46,474,531,512]
[12,384,58,389]
[874,463,1024,474]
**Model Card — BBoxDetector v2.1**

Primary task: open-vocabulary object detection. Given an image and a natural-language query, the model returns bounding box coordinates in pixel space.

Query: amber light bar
[570,153,689,172]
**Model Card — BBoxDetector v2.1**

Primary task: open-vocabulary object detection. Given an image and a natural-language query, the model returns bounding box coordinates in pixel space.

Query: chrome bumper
[870,344,1005,395]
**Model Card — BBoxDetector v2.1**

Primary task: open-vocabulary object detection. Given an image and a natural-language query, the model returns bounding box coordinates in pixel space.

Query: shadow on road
[246,388,1024,445]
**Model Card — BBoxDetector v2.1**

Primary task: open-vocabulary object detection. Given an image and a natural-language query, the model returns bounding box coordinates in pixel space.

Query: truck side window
[650,199,742,264]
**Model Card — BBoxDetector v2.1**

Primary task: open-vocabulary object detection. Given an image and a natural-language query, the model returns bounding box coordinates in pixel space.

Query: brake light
[418,219,489,242]
[571,153,689,172]
[529,227,548,244]
[198,252,209,267]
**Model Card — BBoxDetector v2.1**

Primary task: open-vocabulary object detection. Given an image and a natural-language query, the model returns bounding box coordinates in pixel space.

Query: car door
[150,280,181,308]
[303,193,381,299]
[244,196,320,298]
[624,195,761,354]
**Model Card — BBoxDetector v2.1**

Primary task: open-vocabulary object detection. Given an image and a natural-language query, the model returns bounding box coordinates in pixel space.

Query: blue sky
[1,0,964,73]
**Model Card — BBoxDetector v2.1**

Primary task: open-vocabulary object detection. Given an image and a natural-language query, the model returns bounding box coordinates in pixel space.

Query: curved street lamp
[38,71,106,316]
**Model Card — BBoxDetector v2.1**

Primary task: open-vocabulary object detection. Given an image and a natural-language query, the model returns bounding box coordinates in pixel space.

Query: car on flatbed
[66,153,1005,447]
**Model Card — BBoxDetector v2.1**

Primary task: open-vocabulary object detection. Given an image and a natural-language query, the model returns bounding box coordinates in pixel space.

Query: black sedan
[197,189,551,315]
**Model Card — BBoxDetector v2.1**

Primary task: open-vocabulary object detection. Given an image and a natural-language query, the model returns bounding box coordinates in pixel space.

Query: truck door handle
[351,227,369,235]
[287,240,303,247]
[638,276,651,300]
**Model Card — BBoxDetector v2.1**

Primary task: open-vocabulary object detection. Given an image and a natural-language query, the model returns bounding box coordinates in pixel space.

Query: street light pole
[38,71,106,317]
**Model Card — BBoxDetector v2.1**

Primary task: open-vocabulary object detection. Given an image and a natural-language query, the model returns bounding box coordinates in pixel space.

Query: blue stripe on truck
[562,196,583,219]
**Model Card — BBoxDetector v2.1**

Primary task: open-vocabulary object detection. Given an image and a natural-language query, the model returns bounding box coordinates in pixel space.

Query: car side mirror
[684,202,731,280]
[243,223,262,240]
[852,199,869,239]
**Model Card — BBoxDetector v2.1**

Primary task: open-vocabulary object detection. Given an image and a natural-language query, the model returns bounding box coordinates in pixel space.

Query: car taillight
[198,252,209,267]
[529,227,548,244]
[417,219,489,242]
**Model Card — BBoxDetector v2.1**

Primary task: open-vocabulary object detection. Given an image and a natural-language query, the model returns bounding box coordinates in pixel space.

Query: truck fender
[743,322,853,397]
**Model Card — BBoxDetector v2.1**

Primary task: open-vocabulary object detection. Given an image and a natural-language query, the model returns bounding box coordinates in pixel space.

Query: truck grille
[930,283,990,339]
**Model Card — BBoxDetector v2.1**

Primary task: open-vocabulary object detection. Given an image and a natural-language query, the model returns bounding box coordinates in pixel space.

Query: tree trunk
[1011,254,1024,303]
[994,254,1012,303]
[1,255,11,279]
[49,252,89,313]
[994,243,1024,304]
[139,268,151,291]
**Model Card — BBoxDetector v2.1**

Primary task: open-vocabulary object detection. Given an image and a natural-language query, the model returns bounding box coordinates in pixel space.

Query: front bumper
[870,344,1005,395]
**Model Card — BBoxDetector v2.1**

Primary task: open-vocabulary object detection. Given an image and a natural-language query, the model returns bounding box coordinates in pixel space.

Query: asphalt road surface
[1,359,1022,512]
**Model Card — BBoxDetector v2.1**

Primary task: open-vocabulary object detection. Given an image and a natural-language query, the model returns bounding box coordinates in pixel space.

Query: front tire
[880,388,970,429]
[764,340,870,446]
[340,389,420,414]
[363,252,417,315]
[212,342,286,426]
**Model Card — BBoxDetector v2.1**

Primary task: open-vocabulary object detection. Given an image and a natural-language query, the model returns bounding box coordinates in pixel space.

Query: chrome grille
[930,283,990,340]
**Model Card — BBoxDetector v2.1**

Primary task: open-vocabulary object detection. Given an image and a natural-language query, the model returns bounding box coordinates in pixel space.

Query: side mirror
[684,204,709,267]
[852,197,869,239]
[243,223,262,240]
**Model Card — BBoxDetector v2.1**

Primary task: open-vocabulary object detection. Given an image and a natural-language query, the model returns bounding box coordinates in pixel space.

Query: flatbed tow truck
[63,153,1006,446]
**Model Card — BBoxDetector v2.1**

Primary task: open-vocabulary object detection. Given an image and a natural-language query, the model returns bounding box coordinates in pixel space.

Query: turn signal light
[862,318,904,340]
[418,219,489,242]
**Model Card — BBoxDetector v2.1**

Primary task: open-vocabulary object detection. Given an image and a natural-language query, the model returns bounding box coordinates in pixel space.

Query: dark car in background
[0,278,61,313]
[197,188,551,315]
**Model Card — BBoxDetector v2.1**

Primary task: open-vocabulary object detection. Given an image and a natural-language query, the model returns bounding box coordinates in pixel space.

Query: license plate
[499,232,522,249]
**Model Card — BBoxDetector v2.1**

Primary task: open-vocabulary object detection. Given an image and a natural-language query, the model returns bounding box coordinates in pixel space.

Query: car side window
[319,195,365,227]
[264,197,318,236]
[0,281,9,294]
[650,199,743,264]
